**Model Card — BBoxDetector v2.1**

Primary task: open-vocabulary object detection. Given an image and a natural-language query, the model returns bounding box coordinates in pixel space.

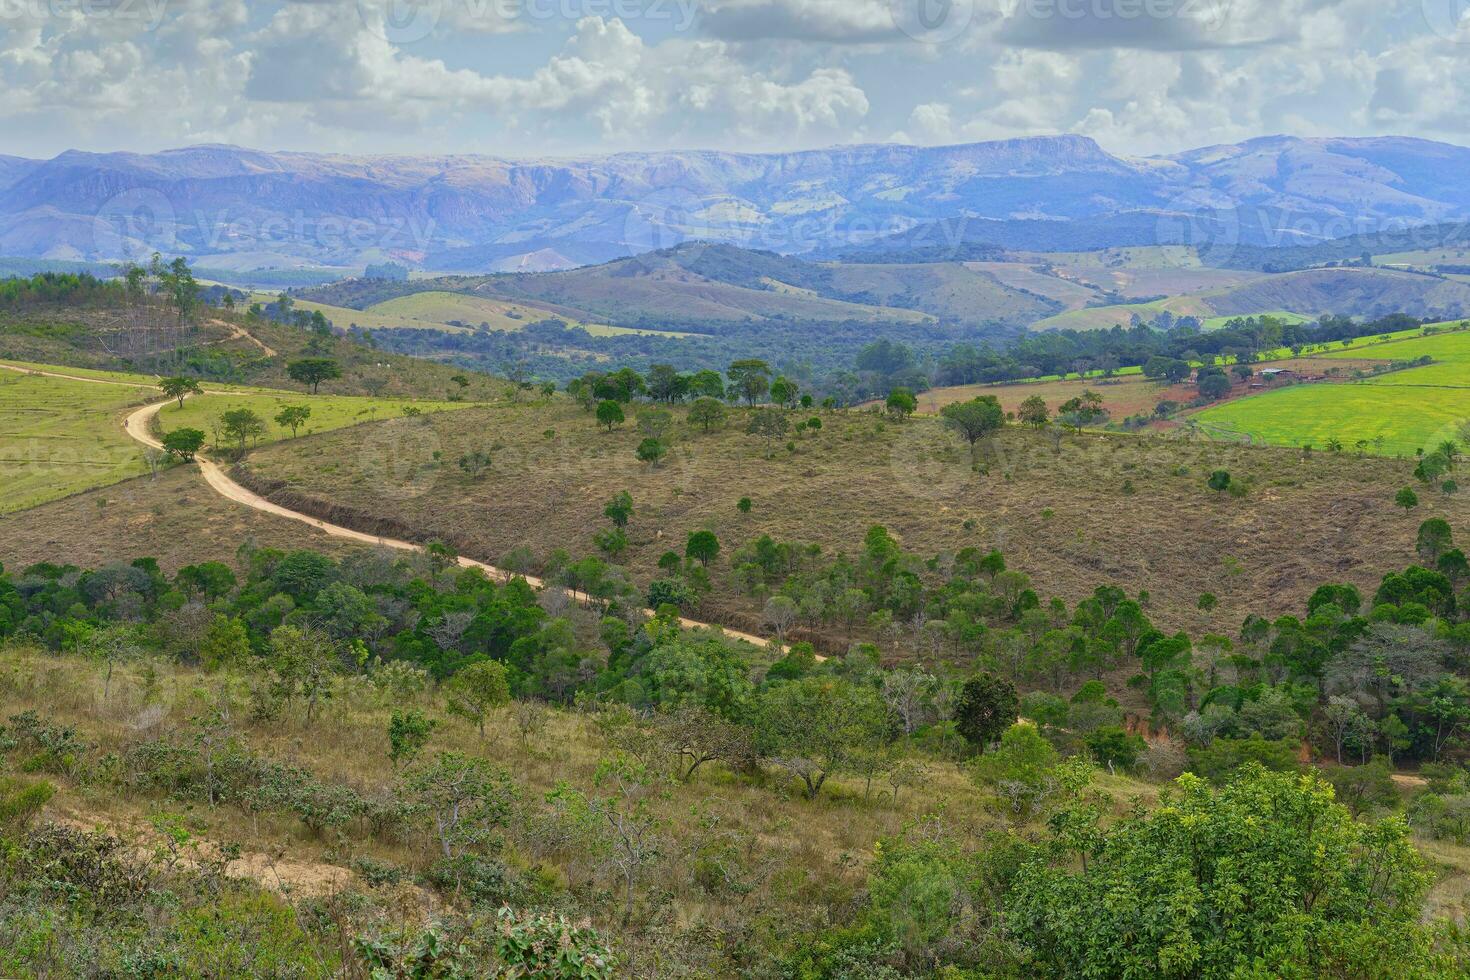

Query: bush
[1187,735,1300,781]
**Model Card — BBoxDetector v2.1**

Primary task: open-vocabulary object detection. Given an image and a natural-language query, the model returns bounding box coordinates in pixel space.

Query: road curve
[115,390,779,650]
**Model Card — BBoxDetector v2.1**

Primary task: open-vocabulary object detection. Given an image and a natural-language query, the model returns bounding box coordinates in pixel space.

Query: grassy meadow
[1194,324,1470,455]
[155,387,477,452]
[0,369,158,513]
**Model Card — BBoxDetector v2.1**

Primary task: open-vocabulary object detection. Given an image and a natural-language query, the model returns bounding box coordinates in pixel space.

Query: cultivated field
[1195,325,1470,455]
[0,368,157,513]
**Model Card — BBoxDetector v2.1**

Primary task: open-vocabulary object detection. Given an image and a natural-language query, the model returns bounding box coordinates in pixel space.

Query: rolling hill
[1031,267,1470,331]
[302,244,1056,333]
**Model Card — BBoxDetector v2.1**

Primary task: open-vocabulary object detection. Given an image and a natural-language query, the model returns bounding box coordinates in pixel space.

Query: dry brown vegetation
[0,644,993,958]
[0,466,367,573]
[235,396,1469,642]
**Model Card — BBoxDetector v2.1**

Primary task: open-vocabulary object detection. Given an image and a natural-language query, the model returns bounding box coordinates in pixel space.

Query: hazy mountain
[3,135,1470,271]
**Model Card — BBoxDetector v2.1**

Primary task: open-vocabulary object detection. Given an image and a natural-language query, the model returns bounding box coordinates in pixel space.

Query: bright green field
[1192,326,1470,456]
[1192,383,1465,457]
[0,370,156,513]
[1199,311,1312,331]
[157,389,477,451]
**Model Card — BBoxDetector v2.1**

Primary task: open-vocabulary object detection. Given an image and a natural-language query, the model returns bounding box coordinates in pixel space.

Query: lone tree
[1208,469,1232,493]
[444,660,511,738]
[387,710,436,770]
[219,408,266,453]
[953,672,1019,753]
[603,491,634,528]
[687,397,727,432]
[746,409,789,454]
[1396,486,1420,513]
[886,387,917,421]
[596,400,625,431]
[635,438,666,468]
[685,529,720,567]
[1017,394,1049,429]
[941,396,1005,461]
[287,357,342,394]
[159,376,201,409]
[161,428,206,461]
[273,404,311,437]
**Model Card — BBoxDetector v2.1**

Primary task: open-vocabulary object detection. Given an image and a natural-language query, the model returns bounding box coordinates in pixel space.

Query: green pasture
[0,370,156,513]
[156,389,477,452]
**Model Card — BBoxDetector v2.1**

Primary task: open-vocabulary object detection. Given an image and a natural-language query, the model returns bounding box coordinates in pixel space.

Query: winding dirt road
[99,380,776,649]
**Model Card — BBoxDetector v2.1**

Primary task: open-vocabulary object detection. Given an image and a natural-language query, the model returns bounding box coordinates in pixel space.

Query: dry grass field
[236,397,1467,642]
[0,466,368,572]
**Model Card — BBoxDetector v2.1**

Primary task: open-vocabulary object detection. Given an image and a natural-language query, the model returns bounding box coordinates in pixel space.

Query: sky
[1,0,1467,160]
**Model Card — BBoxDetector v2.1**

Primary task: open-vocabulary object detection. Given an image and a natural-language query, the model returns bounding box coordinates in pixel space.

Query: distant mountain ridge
[3,135,1470,272]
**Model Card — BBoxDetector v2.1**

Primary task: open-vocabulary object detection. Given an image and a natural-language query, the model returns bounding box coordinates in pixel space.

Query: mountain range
[4,135,1470,272]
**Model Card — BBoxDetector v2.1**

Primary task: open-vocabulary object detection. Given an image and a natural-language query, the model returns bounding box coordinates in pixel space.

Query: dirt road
[115,389,779,649]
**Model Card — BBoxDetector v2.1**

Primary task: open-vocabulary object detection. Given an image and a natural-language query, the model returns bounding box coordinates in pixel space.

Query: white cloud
[0,0,1464,159]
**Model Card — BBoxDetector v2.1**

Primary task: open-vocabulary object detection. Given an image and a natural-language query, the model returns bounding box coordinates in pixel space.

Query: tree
[444,660,511,738]
[728,359,772,406]
[404,752,515,860]
[687,397,727,432]
[940,396,1004,461]
[635,438,666,468]
[953,673,1019,753]
[266,624,338,726]
[1017,394,1049,428]
[596,400,625,431]
[636,407,672,440]
[161,427,205,461]
[219,408,266,453]
[886,387,917,420]
[654,706,752,781]
[286,358,341,394]
[757,677,887,799]
[1396,486,1420,512]
[746,409,789,454]
[1207,469,1231,493]
[685,530,720,567]
[736,496,753,515]
[159,376,201,408]
[1417,518,1454,564]
[973,722,1059,819]
[1007,766,1437,978]
[688,369,726,400]
[388,710,436,769]
[762,595,799,645]
[603,491,634,528]
[273,405,311,437]
[769,375,800,409]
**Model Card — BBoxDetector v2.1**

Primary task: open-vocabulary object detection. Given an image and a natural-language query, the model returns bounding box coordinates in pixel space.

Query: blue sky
[1,0,1466,158]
